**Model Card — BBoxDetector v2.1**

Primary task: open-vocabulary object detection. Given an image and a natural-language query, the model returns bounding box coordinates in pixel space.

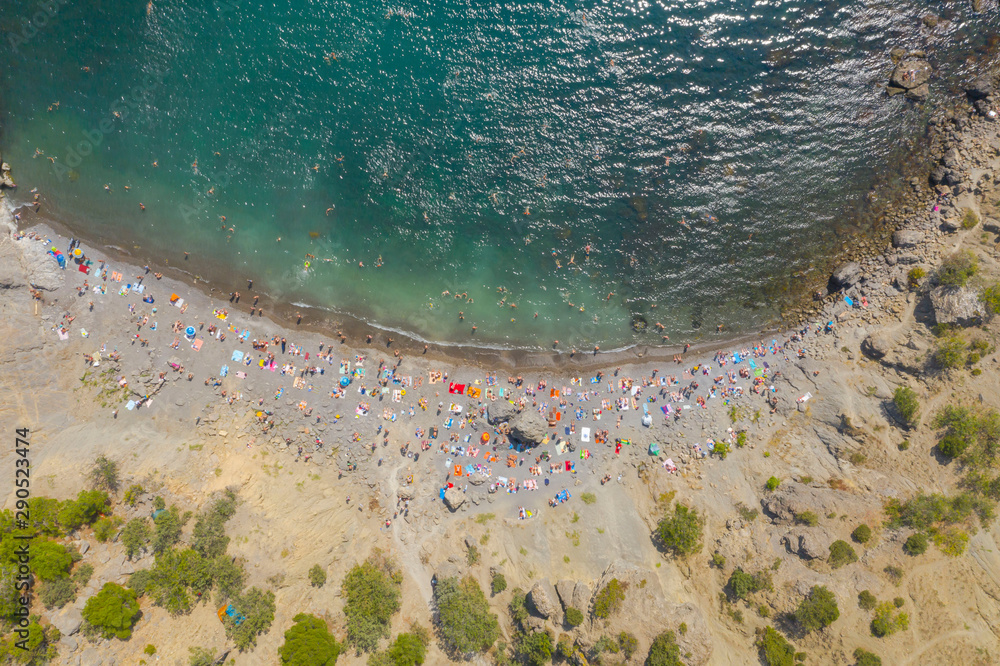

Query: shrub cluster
[592,579,627,619]
[342,551,401,652]
[793,585,839,633]
[279,613,340,665]
[434,576,499,655]
[655,504,704,556]
[892,387,920,428]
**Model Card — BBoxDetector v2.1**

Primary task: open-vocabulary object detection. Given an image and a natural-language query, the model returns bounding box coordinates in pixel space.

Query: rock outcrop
[930,286,982,326]
[888,59,931,99]
[831,262,862,288]
[781,528,834,560]
[529,579,561,621]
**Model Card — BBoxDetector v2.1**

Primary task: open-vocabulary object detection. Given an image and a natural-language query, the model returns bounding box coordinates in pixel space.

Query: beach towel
[57,330,69,341]
[220,365,229,377]
[231,350,244,362]
[78,263,89,274]
[448,382,466,395]
[126,400,136,410]
[236,371,247,379]
[293,377,306,389]
[192,339,203,351]
[565,460,571,471]
[581,427,591,442]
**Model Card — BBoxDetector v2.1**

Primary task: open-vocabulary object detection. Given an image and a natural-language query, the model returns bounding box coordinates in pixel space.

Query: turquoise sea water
[1,0,997,349]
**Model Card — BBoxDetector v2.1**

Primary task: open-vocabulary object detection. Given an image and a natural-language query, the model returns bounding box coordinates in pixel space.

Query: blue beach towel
[231,350,244,362]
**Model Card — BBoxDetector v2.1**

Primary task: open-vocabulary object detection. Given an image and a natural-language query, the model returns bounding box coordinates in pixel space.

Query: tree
[56,490,110,529]
[618,632,638,660]
[756,627,794,666]
[309,564,327,588]
[934,336,967,370]
[152,506,183,555]
[225,587,275,650]
[726,568,770,601]
[518,631,553,666]
[342,554,401,652]
[491,572,507,595]
[645,630,682,666]
[89,455,120,493]
[828,540,858,569]
[564,607,583,627]
[434,576,499,655]
[279,613,341,665]
[938,250,978,288]
[765,476,781,491]
[82,582,141,640]
[793,585,839,633]
[892,387,920,428]
[592,579,627,619]
[122,518,151,560]
[858,591,877,610]
[31,540,74,581]
[0,620,59,664]
[656,504,704,556]
[191,491,237,559]
[903,533,928,556]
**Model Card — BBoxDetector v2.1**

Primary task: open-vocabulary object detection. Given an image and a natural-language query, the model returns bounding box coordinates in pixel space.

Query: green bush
[962,208,980,229]
[384,630,428,666]
[892,387,920,428]
[40,577,76,609]
[793,585,839,633]
[73,562,94,587]
[509,588,528,626]
[581,492,597,505]
[829,540,858,569]
[870,601,909,637]
[981,284,1000,318]
[893,597,905,608]
[646,630,682,666]
[853,647,882,666]
[0,620,59,664]
[153,496,166,511]
[938,250,978,287]
[934,336,968,370]
[434,576,499,655]
[852,524,872,544]
[765,476,780,491]
[885,492,988,531]
[519,631,553,666]
[726,568,771,601]
[188,647,216,666]
[31,540,74,581]
[858,591,877,610]
[656,504,704,556]
[122,518,151,560]
[933,527,968,556]
[343,552,401,652]
[934,405,978,458]
[491,572,507,596]
[907,267,926,288]
[713,439,731,460]
[564,606,583,627]
[224,586,275,651]
[93,516,121,543]
[794,511,819,527]
[756,626,795,666]
[710,552,726,569]
[144,644,157,655]
[592,579,627,619]
[903,533,928,556]
[124,484,145,506]
[618,631,638,660]
[82,582,141,640]
[89,455,120,493]
[308,564,327,588]
[279,613,341,665]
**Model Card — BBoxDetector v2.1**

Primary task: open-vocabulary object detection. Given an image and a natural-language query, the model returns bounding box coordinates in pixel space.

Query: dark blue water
[1,0,997,349]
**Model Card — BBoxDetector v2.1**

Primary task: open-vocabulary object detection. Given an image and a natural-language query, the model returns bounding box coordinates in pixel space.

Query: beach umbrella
[339,376,351,388]
[185,326,196,339]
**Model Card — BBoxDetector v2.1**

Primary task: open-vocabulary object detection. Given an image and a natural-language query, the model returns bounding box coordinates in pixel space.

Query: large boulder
[50,606,83,636]
[572,582,591,612]
[487,400,518,425]
[443,487,466,511]
[528,580,561,620]
[831,262,862,288]
[930,286,982,326]
[761,484,873,525]
[781,528,834,560]
[889,59,931,90]
[509,410,549,447]
[967,74,993,100]
[555,579,576,611]
[861,330,898,360]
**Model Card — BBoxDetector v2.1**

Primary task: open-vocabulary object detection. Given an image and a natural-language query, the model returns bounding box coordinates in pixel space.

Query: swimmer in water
[33,148,43,158]
[326,207,335,215]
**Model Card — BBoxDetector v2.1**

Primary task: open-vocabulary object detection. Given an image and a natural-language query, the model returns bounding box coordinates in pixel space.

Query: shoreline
[1,83,980,364]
